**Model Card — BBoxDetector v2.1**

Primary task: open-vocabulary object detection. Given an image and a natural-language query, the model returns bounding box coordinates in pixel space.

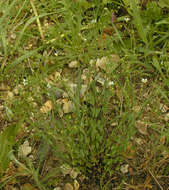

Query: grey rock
[49,88,64,99]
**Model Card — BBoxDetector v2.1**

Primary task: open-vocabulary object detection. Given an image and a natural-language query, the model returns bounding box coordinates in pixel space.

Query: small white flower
[47,83,51,89]
[108,81,114,86]
[54,52,58,56]
[141,78,148,83]
[124,17,130,22]
[23,78,28,86]
[91,19,97,23]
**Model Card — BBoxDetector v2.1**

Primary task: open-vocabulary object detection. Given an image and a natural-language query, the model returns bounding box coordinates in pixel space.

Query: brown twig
[148,169,164,190]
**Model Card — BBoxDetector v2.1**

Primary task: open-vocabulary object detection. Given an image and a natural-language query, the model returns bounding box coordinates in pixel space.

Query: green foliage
[159,0,169,8]
[124,0,148,44]
[52,79,136,187]
[144,1,162,21]
[0,121,23,173]
[0,0,169,189]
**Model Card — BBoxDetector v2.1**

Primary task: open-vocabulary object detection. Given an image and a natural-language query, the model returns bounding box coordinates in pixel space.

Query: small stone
[64,183,73,190]
[68,60,78,68]
[49,88,64,99]
[54,89,64,99]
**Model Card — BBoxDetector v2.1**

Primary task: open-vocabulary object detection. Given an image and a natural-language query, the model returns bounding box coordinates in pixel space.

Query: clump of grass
[0,0,169,189]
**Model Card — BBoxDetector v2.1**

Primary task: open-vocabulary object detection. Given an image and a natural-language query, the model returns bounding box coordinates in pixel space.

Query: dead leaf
[40,100,53,113]
[128,167,133,175]
[136,120,148,135]
[4,185,17,190]
[159,103,168,113]
[160,135,166,145]
[49,71,61,81]
[122,143,135,159]
[0,105,4,111]
[53,187,62,190]
[5,162,16,178]
[111,54,120,63]
[0,83,10,91]
[164,113,169,122]
[10,33,16,40]
[7,91,14,99]
[21,183,37,190]
[80,85,87,97]
[56,99,64,117]
[60,164,72,176]
[68,60,78,68]
[17,165,28,176]
[133,106,141,113]
[96,57,108,70]
[62,99,74,113]
[120,164,129,174]
[95,75,105,86]
[135,138,144,145]
[74,180,80,190]
[18,140,32,157]
[70,168,79,179]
